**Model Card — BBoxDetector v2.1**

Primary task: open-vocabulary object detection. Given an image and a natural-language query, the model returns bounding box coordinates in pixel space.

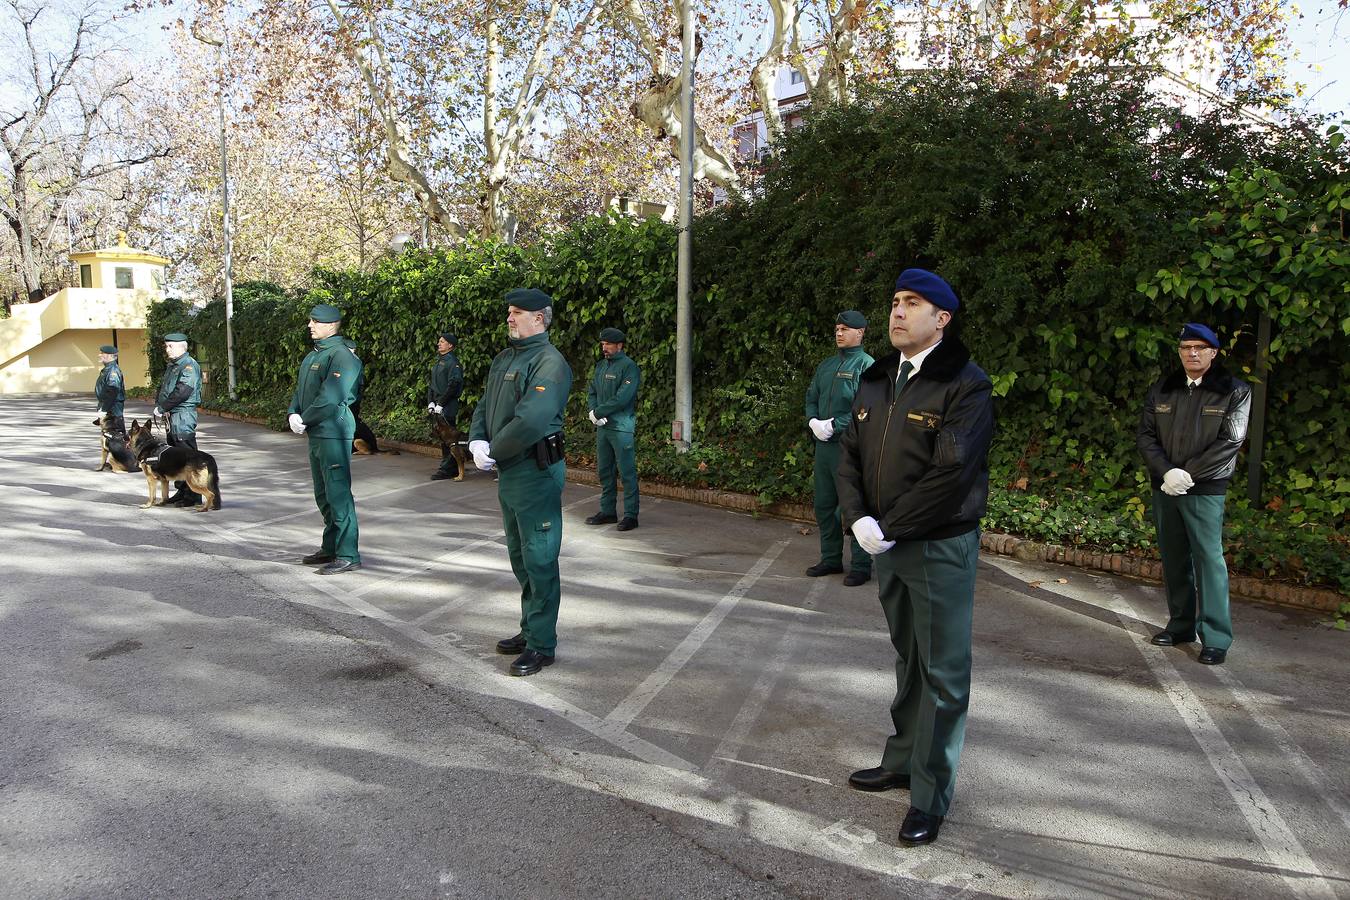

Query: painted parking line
[605,540,789,728]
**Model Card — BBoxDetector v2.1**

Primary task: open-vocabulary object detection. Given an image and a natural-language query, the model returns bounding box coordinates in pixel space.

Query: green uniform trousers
[309,437,360,563]
[1152,491,1232,650]
[876,530,979,816]
[596,429,639,519]
[499,459,565,655]
[813,440,870,574]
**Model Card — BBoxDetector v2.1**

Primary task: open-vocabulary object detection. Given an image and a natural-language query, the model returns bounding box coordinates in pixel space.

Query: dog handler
[155,333,203,507]
[427,331,464,480]
[289,304,364,575]
[94,345,126,436]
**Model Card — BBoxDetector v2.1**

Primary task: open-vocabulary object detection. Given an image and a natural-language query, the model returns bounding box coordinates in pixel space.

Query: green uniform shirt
[289,335,363,440]
[157,352,202,433]
[95,361,125,417]
[586,351,640,434]
[428,350,464,420]
[805,344,873,440]
[469,331,573,470]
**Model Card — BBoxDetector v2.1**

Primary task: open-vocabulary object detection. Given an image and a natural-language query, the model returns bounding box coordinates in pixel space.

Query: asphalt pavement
[1,397,1347,899]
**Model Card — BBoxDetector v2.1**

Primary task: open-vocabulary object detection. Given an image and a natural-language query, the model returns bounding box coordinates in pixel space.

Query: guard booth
[0,233,169,394]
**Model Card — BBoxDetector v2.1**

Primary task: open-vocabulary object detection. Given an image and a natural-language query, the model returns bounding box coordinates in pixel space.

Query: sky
[1285,0,1350,118]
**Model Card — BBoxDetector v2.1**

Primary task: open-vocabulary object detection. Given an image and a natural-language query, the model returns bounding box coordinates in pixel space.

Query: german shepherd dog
[127,419,222,511]
[429,412,469,481]
[352,413,399,456]
[94,414,138,473]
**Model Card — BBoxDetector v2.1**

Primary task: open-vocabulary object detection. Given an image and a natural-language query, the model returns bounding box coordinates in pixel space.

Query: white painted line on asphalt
[604,540,789,729]
[1209,665,1350,837]
[713,756,833,785]
[355,495,594,600]
[1101,594,1336,900]
[224,480,431,534]
[709,578,828,768]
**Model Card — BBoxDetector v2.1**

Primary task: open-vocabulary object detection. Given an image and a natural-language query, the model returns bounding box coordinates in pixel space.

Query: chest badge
[856,407,869,422]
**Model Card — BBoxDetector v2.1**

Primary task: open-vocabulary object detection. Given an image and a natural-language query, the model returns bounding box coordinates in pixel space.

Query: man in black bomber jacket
[1137,322,1251,666]
[836,268,995,848]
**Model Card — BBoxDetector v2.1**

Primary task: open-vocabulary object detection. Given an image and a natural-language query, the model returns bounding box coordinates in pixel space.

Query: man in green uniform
[94,345,126,437]
[837,269,994,847]
[1137,323,1251,666]
[584,327,641,531]
[469,288,573,676]
[155,333,204,507]
[427,331,465,480]
[804,310,874,585]
[288,304,364,576]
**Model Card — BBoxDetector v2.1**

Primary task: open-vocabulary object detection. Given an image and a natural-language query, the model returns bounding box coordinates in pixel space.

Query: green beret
[505,288,553,311]
[599,327,626,343]
[162,332,188,342]
[99,345,118,355]
[837,310,867,329]
[440,331,457,346]
[309,304,342,323]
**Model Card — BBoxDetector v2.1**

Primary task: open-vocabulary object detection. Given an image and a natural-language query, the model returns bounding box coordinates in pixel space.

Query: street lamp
[191,22,238,401]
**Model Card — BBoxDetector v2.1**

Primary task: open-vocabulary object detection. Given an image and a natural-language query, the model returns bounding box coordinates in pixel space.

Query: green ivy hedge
[145,70,1349,592]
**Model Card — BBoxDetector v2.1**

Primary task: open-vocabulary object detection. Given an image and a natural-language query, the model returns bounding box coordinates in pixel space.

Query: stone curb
[200,408,1346,615]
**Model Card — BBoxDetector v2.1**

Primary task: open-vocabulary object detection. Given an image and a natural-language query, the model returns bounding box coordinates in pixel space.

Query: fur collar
[1161,363,1235,394]
[861,336,972,383]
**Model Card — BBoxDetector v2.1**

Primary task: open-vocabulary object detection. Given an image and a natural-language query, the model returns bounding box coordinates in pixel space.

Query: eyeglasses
[1178,344,1215,355]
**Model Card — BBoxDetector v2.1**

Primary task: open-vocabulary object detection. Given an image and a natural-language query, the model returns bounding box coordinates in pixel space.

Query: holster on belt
[534,432,565,469]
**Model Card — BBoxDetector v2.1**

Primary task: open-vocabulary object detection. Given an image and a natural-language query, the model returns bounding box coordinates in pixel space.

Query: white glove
[809,418,835,441]
[852,516,896,555]
[153,406,164,417]
[288,413,307,434]
[1162,468,1193,496]
[469,439,495,471]
[588,410,599,425]
[427,402,436,412]
[433,404,443,415]
[597,417,608,426]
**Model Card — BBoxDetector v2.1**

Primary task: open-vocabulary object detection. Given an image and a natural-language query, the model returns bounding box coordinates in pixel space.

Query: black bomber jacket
[1136,365,1252,495]
[837,337,995,542]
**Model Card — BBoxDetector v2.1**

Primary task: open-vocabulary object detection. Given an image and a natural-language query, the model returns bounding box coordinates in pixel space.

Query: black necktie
[896,359,914,392]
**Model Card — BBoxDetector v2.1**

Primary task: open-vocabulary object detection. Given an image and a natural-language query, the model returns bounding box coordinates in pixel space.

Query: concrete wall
[0,288,155,394]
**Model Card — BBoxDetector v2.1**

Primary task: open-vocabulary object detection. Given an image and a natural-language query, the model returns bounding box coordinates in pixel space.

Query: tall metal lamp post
[191,23,238,400]
[672,0,695,452]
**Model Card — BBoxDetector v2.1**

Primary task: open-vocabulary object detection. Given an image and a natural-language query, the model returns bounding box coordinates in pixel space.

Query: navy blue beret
[1179,322,1219,348]
[894,269,959,312]
[505,288,553,311]
[440,332,457,346]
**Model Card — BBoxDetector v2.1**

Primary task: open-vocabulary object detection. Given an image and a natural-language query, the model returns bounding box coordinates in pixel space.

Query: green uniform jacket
[157,353,202,433]
[586,352,640,434]
[95,361,125,417]
[428,350,464,421]
[805,345,873,440]
[469,331,573,470]
[289,335,363,440]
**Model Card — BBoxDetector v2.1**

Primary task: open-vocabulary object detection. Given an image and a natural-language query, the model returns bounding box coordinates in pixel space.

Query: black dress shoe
[429,470,454,481]
[843,571,871,587]
[302,551,336,565]
[805,562,844,577]
[616,517,639,532]
[585,512,618,526]
[509,648,554,676]
[317,559,362,575]
[1150,630,1196,646]
[898,807,943,846]
[1198,646,1228,665]
[173,495,201,508]
[495,633,527,655]
[848,767,910,792]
